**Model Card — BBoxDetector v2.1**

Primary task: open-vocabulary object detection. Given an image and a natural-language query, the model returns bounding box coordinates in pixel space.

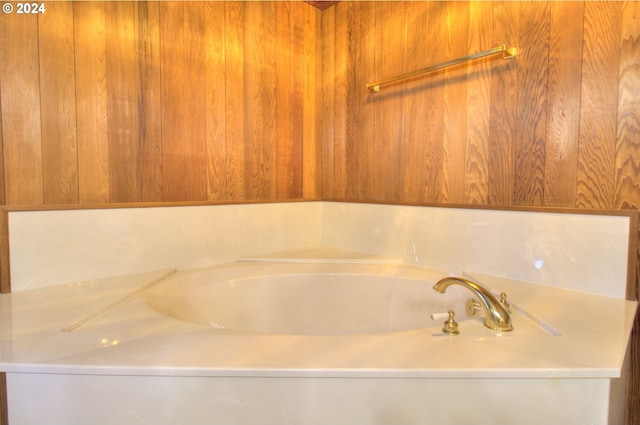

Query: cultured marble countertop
[0,248,637,379]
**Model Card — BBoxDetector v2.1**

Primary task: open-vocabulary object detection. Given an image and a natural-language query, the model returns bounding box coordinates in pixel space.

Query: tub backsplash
[321,202,634,299]
[8,201,635,298]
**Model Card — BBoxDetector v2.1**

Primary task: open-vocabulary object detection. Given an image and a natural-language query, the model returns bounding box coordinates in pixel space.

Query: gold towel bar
[366,44,517,93]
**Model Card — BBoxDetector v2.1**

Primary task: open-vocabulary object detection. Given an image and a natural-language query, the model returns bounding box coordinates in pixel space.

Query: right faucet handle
[466,298,481,317]
[499,292,512,313]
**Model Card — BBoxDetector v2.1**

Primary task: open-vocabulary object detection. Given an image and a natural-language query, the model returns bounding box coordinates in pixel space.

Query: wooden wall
[0,1,322,205]
[321,1,640,211]
[320,1,640,422]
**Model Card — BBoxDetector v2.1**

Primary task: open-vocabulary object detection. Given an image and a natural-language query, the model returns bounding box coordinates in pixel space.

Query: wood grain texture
[205,1,227,201]
[544,1,583,207]
[343,2,360,199]
[463,1,493,205]
[320,5,336,199]
[514,2,549,206]
[615,1,640,211]
[400,2,436,201]
[331,2,347,199]
[443,1,470,204]
[577,2,621,209]
[0,373,6,425]
[0,12,43,205]
[303,4,322,198]
[160,2,208,202]
[0,1,316,206]
[245,1,276,199]
[135,1,163,202]
[0,72,5,206]
[224,1,246,200]
[488,1,518,206]
[106,1,139,203]
[38,2,79,204]
[74,2,110,204]
[275,1,303,199]
[374,1,404,201]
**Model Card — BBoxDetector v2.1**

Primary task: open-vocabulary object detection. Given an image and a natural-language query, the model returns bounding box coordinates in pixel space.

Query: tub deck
[0,249,637,425]
[0,257,635,379]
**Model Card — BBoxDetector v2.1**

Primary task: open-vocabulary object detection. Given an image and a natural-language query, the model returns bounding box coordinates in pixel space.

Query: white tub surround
[1,201,637,425]
[8,201,635,298]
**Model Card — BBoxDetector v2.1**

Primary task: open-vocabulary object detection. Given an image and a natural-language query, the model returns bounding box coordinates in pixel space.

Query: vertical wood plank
[38,1,79,204]
[224,1,245,200]
[245,1,276,199]
[74,2,109,204]
[544,1,583,207]
[160,1,185,201]
[347,1,371,199]
[303,3,321,199]
[288,2,304,199]
[161,2,207,201]
[488,1,518,206]
[342,2,360,199]
[375,1,404,201]
[615,1,640,210]
[400,1,430,203]
[0,76,5,206]
[577,2,621,209]
[183,2,208,201]
[0,12,43,205]
[321,5,336,199]
[106,1,139,203]
[463,1,493,205]
[205,1,227,200]
[514,1,549,206]
[421,1,447,203]
[443,1,469,204]
[344,2,366,199]
[332,2,347,199]
[0,208,8,293]
[274,2,292,199]
[135,1,162,202]
[275,2,304,199]
[0,372,6,425]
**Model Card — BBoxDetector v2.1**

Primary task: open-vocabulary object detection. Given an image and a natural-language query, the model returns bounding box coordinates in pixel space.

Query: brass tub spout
[433,277,513,332]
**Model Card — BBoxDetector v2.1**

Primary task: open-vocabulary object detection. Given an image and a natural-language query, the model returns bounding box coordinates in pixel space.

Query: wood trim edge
[0,372,8,425]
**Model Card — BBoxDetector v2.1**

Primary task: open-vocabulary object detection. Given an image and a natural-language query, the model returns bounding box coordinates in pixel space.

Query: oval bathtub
[145,261,465,335]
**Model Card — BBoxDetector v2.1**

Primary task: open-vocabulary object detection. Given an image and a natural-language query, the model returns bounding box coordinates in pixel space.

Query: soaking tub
[0,256,636,425]
[145,261,474,335]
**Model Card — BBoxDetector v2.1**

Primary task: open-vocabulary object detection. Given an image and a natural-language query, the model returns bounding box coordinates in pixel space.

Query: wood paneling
[136,1,163,202]
[74,2,110,204]
[39,2,79,204]
[205,1,227,201]
[616,1,640,211]
[0,12,43,205]
[321,1,640,213]
[577,2,620,209]
[0,1,319,205]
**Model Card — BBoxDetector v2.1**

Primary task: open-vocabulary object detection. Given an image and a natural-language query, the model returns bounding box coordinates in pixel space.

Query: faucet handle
[442,310,460,335]
[466,298,481,317]
[499,292,512,313]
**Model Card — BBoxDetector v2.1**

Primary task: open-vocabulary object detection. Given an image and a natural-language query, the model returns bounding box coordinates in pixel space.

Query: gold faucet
[433,276,513,332]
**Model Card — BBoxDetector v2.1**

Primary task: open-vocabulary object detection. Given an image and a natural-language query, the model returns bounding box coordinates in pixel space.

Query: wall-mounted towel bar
[366,44,517,92]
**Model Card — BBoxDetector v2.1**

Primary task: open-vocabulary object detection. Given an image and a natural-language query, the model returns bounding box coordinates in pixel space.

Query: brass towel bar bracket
[366,44,517,93]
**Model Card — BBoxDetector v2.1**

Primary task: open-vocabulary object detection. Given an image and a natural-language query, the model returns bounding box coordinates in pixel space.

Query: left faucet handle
[442,310,459,335]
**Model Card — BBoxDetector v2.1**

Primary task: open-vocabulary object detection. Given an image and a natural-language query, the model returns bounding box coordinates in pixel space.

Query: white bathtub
[145,262,469,335]
[1,259,637,425]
